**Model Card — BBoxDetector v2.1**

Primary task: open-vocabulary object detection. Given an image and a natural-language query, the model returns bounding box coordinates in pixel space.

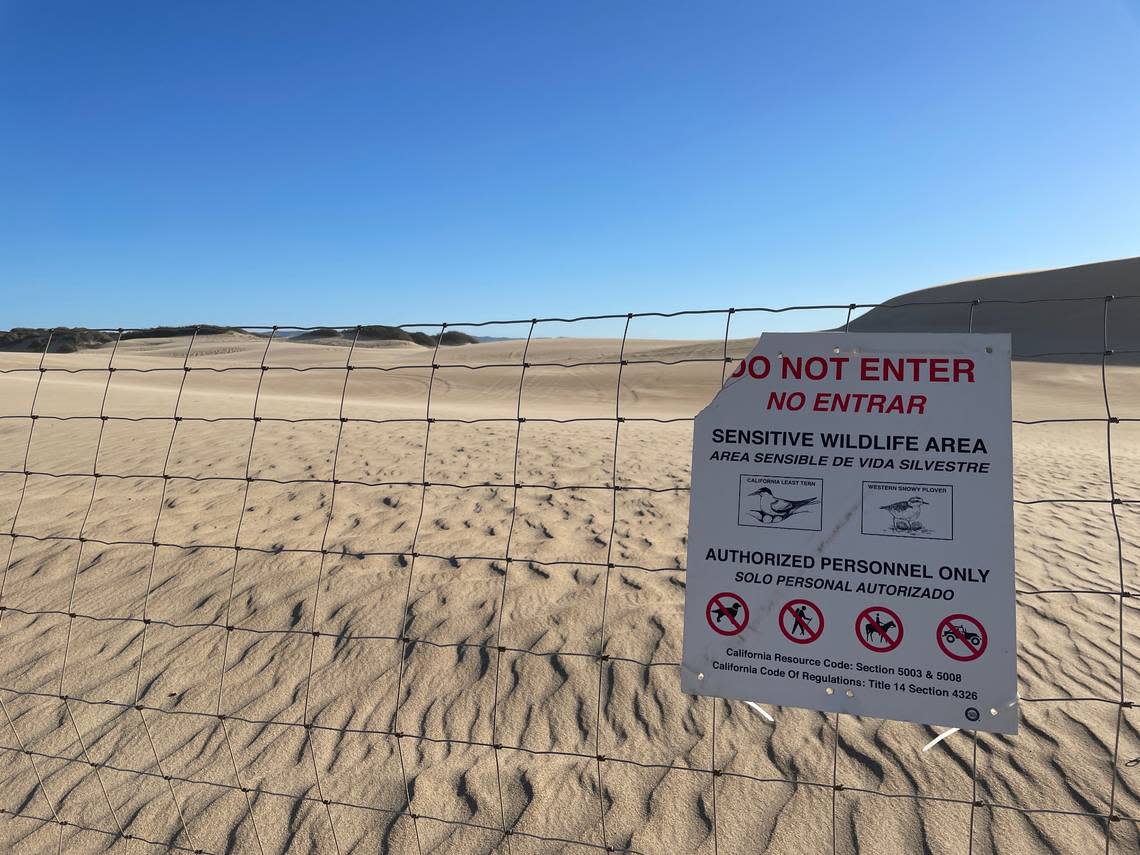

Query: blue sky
[2,2,1139,338]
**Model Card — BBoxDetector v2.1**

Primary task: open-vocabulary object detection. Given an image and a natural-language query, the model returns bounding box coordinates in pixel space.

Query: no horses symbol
[856,605,903,653]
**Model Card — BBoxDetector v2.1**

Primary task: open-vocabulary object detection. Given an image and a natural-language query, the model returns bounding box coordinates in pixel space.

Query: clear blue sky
[2,2,1139,337]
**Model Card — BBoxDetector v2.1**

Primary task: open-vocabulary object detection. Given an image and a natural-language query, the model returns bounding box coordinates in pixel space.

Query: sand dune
[1,268,1139,853]
[848,256,1140,359]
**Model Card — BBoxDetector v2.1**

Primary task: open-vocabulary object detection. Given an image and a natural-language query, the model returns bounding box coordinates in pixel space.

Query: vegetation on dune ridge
[292,326,479,346]
[0,325,240,353]
[0,324,479,352]
[292,327,343,341]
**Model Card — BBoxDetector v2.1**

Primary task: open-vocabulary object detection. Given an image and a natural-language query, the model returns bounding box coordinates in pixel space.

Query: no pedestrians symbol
[779,599,824,645]
[706,592,749,637]
[937,613,988,661]
[856,605,903,653]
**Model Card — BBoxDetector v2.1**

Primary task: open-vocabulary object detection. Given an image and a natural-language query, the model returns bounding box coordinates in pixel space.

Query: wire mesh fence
[0,295,1137,854]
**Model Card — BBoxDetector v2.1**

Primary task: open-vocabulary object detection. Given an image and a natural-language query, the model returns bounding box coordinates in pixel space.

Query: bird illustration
[747,487,819,524]
[881,496,929,531]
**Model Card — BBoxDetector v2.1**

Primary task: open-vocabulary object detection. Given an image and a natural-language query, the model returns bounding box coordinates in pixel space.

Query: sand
[0,266,1138,854]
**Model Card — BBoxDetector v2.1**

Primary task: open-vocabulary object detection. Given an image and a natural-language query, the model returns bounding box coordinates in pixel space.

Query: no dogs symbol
[706,592,749,636]
[937,614,988,661]
[779,599,824,645]
[856,605,903,653]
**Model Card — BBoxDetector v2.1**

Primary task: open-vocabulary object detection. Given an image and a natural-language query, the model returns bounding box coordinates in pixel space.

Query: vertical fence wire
[0,693,61,828]
[831,303,856,854]
[390,327,447,855]
[966,296,980,855]
[57,329,124,695]
[1100,295,1127,853]
[968,730,979,855]
[709,307,734,855]
[0,331,62,855]
[488,319,538,853]
[0,330,54,639]
[51,330,129,845]
[299,326,361,855]
[213,328,277,855]
[132,328,200,705]
[593,314,633,851]
[135,706,196,852]
[220,715,267,855]
[61,697,126,842]
[126,328,202,855]
[215,329,278,712]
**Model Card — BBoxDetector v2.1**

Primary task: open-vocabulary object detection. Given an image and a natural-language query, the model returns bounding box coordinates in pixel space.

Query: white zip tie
[922,727,960,752]
[746,701,775,722]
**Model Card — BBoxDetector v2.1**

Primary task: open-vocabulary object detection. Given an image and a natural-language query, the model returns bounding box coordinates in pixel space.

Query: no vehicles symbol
[856,605,903,653]
[937,614,988,661]
[779,599,824,644]
[706,592,749,636]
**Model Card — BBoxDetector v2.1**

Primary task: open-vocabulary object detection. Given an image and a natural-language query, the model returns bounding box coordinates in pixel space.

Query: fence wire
[0,295,1136,854]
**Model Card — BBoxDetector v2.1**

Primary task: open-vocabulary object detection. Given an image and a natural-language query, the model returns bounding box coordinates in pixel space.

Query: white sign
[680,333,1017,733]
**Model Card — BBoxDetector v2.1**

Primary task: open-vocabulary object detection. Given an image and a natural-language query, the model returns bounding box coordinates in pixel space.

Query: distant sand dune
[848,256,1140,359]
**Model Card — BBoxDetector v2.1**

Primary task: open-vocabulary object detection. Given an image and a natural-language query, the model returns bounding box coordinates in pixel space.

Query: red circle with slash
[779,599,824,645]
[855,605,903,653]
[937,613,988,661]
[706,592,749,636]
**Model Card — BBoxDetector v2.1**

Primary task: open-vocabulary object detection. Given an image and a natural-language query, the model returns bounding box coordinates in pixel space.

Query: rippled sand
[0,316,1137,853]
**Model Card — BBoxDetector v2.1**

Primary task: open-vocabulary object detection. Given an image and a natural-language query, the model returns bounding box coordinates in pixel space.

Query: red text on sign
[731,355,976,384]
[768,391,927,414]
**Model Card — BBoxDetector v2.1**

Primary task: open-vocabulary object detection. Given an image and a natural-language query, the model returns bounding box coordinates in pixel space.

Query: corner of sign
[983,695,1020,735]
[980,332,1012,360]
[678,660,707,694]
